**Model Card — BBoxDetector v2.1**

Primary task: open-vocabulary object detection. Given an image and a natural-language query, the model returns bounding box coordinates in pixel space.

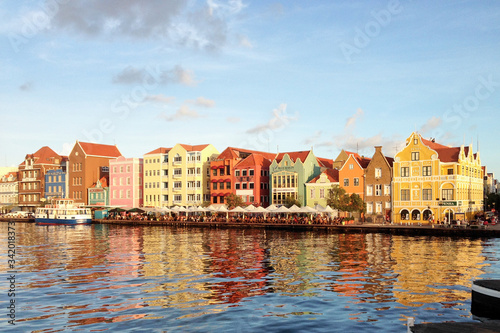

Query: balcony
[173,187,182,192]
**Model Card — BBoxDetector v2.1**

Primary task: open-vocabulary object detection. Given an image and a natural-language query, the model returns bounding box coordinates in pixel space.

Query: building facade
[0,172,18,213]
[109,156,143,208]
[88,177,109,206]
[269,151,324,206]
[44,162,68,200]
[305,168,339,207]
[143,144,219,207]
[338,153,371,200]
[364,146,393,223]
[68,141,122,205]
[18,146,65,211]
[392,132,484,224]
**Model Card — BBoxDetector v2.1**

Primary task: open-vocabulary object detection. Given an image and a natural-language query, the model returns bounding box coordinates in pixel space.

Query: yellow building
[392,132,483,224]
[143,144,219,207]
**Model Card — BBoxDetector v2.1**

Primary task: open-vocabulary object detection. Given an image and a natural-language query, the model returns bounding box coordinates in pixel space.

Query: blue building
[45,169,67,200]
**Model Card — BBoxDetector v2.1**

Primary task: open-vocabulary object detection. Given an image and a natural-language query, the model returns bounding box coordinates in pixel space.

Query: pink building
[109,156,143,208]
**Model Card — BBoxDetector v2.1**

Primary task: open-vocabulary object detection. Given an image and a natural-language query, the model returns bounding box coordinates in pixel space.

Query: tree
[348,193,365,214]
[284,196,301,208]
[225,193,245,209]
[327,185,348,211]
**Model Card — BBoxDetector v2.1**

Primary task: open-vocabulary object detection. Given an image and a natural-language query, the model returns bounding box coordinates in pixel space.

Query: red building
[18,146,66,211]
[210,147,275,207]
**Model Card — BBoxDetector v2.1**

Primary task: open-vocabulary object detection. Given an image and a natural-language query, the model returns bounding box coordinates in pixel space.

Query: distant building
[269,150,327,207]
[364,146,393,223]
[18,146,65,211]
[392,132,483,224]
[44,160,68,200]
[0,171,18,213]
[109,156,143,208]
[305,168,339,208]
[143,144,219,207]
[88,176,109,206]
[210,147,275,207]
[338,153,371,200]
[68,141,122,205]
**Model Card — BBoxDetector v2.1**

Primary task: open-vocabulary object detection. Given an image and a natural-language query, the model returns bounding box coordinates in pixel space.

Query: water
[1,222,499,332]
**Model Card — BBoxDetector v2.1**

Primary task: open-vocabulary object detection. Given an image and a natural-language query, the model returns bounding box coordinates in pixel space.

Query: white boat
[35,199,92,225]
[471,279,500,319]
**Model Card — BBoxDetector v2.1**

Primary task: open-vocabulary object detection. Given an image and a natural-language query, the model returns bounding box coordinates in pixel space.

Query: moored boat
[35,199,92,225]
[471,279,500,319]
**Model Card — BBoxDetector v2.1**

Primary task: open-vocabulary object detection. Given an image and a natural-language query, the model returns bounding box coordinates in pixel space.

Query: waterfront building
[210,147,275,207]
[332,149,354,169]
[143,147,171,208]
[143,144,219,207]
[269,150,327,207]
[392,132,484,224]
[0,171,18,213]
[305,168,339,208]
[109,156,143,208]
[18,146,65,211]
[68,141,122,205]
[364,146,394,223]
[88,176,109,206]
[338,153,371,200]
[44,166,68,200]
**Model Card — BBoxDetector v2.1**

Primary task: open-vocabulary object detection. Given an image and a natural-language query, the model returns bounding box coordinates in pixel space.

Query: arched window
[411,209,421,220]
[400,209,409,220]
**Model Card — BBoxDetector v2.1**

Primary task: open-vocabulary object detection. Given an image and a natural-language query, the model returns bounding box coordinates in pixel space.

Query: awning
[225,179,231,182]
[211,179,218,182]
[211,193,217,196]
[210,165,218,169]
[218,165,225,169]
[218,179,225,182]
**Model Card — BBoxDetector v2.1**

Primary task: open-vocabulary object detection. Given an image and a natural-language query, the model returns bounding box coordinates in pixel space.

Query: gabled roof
[317,157,334,169]
[234,153,272,169]
[178,144,210,151]
[385,156,394,167]
[145,147,172,155]
[356,156,371,169]
[217,147,275,161]
[78,141,121,158]
[20,146,62,166]
[275,150,312,163]
[421,138,449,150]
[309,168,339,183]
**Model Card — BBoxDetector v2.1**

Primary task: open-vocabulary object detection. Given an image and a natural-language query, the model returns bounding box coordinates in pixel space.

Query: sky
[1,0,500,176]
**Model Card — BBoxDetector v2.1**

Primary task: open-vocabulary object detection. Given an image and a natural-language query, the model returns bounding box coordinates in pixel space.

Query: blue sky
[1,0,500,176]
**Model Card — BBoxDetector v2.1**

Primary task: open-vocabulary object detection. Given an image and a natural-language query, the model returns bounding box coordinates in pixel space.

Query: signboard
[439,201,457,206]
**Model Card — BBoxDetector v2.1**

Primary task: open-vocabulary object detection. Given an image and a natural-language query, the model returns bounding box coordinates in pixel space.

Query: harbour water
[1,222,500,332]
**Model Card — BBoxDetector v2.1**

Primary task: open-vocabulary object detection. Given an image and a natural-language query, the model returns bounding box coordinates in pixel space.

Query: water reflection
[0,223,495,332]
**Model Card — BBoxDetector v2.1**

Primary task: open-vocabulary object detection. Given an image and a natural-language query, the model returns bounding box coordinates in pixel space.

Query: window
[320,188,325,199]
[349,164,354,170]
[401,189,410,201]
[423,189,432,200]
[242,169,247,176]
[414,138,418,145]
[235,170,240,177]
[174,194,181,202]
[226,182,231,189]
[375,184,382,196]
[375,168,382,178]
[249,183,254,189]
[411,151,420,161]
[343,178,349,186]
[235,183,240,190]
[310,188,315,198]
[366,185,373,196]
[242,183,247,189]
[366,203,373,214]
[354,178,359,186]
[249,169,254,176]
[384,185,391,195]
[423,166,432,176]
[447,168,454,175]
[442,189,454,200]
[174,168,182,176]
[213,182,217,190]
[376,202,382,213]
[401,167,409,177]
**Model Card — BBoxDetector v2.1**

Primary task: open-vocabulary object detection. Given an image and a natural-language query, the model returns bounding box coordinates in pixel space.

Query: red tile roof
[421,138,449,150]
[356,156,372,169]
[309,168,339,183]
[234,153,272,169]
[317,157,334,169]
[78,141,122,158]
[179,144,210,151]
[218,147,275,161]
[20,146,63,165]
[275,151,311,163]
[145,147,172,155]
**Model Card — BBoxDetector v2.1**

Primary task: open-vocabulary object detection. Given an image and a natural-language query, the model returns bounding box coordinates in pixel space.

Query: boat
[471,279,500,319]
[35,199,92,225]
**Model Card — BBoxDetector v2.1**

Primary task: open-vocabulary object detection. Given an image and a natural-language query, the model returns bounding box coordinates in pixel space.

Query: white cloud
[188,96,215,108]
[419,116,442,134]
[144,94,175,104]
[161,104,203,122]
[246,103,298,134]
[345,108,363,130]
[112,65,198,86]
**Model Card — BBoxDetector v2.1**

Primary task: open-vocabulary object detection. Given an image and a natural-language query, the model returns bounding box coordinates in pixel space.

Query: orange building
[338,153,371,200]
